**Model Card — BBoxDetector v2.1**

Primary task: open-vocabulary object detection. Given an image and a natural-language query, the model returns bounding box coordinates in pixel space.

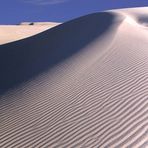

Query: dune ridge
[0,22,60,45]
[0,7,148,147]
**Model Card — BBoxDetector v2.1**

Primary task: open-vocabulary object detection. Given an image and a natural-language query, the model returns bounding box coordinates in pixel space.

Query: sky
[0,0,148,24]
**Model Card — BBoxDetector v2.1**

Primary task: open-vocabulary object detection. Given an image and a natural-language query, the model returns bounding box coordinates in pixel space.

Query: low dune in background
[0,7,148,148]
[0,22,60,45]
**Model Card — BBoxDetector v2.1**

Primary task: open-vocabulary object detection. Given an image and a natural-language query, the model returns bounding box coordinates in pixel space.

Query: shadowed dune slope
[0,12,116,95]
[0,7,148,148]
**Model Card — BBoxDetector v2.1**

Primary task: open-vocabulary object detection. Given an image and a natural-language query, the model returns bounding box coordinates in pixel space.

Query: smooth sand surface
[0,22,60,45]
[0,7,148,148]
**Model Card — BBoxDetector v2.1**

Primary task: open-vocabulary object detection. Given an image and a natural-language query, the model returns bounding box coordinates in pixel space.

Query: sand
[0,22,60,45]
[0,7,148,148]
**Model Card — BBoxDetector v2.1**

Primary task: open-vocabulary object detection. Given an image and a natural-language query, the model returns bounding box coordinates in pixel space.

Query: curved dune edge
[0,7,148,148]
[0,22,60,45]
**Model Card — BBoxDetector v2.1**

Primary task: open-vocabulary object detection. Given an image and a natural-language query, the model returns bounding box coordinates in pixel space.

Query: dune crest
[0,7,148,148]
[0,22,60,45]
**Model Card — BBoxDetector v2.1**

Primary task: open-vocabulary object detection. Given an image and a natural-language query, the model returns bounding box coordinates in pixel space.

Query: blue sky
[0,0,148,24]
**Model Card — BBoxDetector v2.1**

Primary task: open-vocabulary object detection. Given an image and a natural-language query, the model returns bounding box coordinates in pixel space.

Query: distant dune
[0,22,60,45]
[0,7,148,148]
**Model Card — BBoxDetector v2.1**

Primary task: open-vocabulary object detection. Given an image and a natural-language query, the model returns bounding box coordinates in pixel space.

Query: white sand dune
[0,22,60,45]
[0,7,148,148]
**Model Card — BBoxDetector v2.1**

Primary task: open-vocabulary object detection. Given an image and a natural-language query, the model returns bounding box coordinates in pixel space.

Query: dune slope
[0,22,60,45]
[0,7,148,148]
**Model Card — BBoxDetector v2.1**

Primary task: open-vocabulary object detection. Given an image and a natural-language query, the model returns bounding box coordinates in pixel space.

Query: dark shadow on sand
[0,12,115,96]
[138,15,148,26]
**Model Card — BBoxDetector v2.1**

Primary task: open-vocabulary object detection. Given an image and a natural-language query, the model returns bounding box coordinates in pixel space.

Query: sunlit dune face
[118,7,148,28]
[125,16,138,25]
[0,7,148,148]
[0,22,60,45]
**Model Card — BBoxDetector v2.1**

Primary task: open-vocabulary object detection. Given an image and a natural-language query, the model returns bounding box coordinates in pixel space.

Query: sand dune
[0,7,148,148]
[0,22,60,45]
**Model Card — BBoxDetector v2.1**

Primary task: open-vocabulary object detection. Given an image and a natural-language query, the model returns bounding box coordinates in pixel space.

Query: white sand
[0,7,148,148]
[0,22,60,45]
